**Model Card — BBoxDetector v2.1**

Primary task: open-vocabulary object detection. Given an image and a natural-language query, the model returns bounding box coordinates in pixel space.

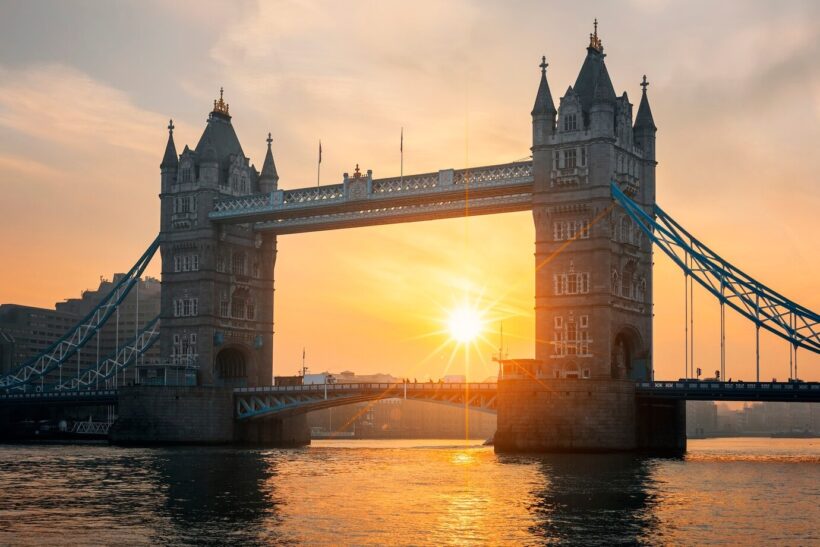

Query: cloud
[0,64,189,157]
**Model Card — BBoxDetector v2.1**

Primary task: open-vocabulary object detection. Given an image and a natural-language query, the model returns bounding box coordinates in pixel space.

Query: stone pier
[110,386,310,446]
[494,377,685,453]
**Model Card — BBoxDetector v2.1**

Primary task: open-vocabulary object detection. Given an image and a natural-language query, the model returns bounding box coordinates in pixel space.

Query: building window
[554,150,560,168]
[622,272,633,299]
[553,222,564,241]
[620,217,631,243]
[232,252,246,276]
[563,114,577,132]
[580,147,587,166]
[246,301,256,321]
[219,300,229,318]
[553,272,590,296]
[216,255,226,273]
[611,270,620,296]
[192,255,199,271]
[564,149,577,169]
[583,369,591,379]
[231,297,245,319]
[553,331,565,356]
[580,315,589,328]
[173,298,199,317]
[180,167,192,184]
[554,316,563,329]
[553,219,590,241]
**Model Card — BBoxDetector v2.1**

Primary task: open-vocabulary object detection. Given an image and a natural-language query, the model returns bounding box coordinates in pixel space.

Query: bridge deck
[209,162,534,233]
[637,381,820,402]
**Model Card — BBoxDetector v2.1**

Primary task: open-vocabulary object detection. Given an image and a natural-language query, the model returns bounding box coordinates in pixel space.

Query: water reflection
[148,448,281,545]
[506,453,661,544]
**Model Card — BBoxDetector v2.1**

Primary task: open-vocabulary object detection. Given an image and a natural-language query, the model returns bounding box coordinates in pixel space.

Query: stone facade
[159,94,278,388]
[110,386,235,444]
[531,29,656,381]
[495,378,637,451]
[496,27,676,453]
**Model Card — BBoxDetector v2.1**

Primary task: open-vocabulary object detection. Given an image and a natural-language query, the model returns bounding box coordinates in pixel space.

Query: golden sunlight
[447,305,484,344]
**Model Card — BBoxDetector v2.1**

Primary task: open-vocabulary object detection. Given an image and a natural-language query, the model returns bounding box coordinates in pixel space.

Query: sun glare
[447,305,484,343]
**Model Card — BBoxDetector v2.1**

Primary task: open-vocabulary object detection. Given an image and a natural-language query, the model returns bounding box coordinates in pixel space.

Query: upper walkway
[208,161,533,233]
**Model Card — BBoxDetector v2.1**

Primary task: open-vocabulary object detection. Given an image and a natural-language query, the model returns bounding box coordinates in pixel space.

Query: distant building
[56,275,161,366]
[0,304,79,372]
[0,276,160,377]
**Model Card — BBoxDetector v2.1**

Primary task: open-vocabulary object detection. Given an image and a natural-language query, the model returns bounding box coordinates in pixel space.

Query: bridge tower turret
[497,21,675,452]
[158,90,276,388]
[530,23,654,382]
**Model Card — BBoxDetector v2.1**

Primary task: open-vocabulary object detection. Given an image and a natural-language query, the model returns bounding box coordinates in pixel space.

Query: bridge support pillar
[495,378,686,453]
[110,386,235,444]
[635,397,686,453]
[235,415,310,447]
[495,378,638,452]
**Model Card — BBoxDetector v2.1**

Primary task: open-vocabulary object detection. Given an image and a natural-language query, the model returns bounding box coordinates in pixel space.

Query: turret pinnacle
[259,132,279,191]
[634,75,657,131]
[160,119,178,169]
[531,56,556,116]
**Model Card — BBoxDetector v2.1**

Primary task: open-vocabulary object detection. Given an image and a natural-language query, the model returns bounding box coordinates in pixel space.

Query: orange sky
[0,1,817,381]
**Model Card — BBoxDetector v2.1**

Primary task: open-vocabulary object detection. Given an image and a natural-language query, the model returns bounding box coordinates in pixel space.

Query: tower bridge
[1,23,818,451]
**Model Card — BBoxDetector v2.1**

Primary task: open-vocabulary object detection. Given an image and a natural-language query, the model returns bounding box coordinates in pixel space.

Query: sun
[447,305,484,343]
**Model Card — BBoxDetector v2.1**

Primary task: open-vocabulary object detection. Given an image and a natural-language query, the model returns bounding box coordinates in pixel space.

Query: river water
[0,438,817,545]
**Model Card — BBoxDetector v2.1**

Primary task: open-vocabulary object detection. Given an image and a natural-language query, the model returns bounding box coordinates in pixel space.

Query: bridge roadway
[1,381,817,415]
[234,380,820,420]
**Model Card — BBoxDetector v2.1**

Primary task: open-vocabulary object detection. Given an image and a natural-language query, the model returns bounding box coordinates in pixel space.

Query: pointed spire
[634,75,657,131]
[161,119,178,169]
[259,132,279,186]
[531,56,556,116]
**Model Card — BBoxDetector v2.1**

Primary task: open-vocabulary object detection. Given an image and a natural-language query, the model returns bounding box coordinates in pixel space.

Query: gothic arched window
[611,270,620,296]
[620,217,630,243]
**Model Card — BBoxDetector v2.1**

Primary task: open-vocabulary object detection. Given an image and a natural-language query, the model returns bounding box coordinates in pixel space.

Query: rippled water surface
[0,438,818,545]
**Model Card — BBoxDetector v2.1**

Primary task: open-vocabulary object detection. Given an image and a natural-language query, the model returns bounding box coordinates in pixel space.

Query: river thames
[0,438,817,545]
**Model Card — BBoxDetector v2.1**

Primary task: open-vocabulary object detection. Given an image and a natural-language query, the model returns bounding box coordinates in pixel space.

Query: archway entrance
[611,329,649,381]
[215,347,248,387]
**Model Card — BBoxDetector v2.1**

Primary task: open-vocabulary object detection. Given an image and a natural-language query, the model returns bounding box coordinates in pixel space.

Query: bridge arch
[611,326,648,381]
[234,384,498,421]
[215,345,254,388]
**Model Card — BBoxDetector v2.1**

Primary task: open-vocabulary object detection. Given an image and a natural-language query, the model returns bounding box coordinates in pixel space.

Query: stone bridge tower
[531,24,656,382]
[495,23,676,453]
[158,90,277,388]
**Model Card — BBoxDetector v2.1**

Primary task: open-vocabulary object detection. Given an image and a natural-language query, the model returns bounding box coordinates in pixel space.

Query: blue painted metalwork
[50,316,160,392]
[611,182,819,354]
[637,381,820,402]
[234,383,499,420]
[0,237,160,390]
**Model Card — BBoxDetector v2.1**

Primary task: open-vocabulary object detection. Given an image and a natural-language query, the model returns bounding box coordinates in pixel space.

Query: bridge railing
[639,381,820,391]
[234,382,498,394]
[211,161,533,220]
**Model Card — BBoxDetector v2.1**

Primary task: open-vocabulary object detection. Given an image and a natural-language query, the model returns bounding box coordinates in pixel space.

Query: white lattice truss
[210,161,533,232]
[72,420,112,435]
[0,239,159,390]
[52,318,160,392]
[234,383,498,420]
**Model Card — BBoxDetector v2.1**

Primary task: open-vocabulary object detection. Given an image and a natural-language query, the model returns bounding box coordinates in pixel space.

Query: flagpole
[400,127,404,185]
[317,140,322,187]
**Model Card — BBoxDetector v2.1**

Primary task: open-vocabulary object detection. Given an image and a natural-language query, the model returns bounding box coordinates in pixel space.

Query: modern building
[0,276,161,379]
